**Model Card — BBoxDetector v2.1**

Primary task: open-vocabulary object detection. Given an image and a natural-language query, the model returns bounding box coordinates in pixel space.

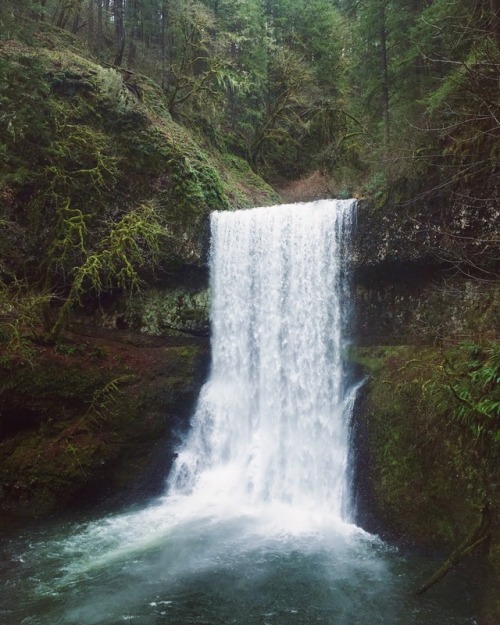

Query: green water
[0,201,480,624]
[1,502,478,625]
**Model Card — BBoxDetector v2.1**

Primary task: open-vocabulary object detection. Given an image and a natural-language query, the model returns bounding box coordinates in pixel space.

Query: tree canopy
[1,0,498,192]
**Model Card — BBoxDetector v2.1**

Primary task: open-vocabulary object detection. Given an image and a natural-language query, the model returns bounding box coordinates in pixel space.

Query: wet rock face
[350,198,499,344]
[353,267,499,345]
[0,331,209,516]
[352,197,499,270]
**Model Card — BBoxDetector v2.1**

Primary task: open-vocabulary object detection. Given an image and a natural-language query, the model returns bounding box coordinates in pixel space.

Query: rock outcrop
[352,197,499,344]
[350,196,499,624]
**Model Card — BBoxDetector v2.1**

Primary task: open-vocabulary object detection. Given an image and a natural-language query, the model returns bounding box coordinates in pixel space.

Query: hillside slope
[0,26,279,515]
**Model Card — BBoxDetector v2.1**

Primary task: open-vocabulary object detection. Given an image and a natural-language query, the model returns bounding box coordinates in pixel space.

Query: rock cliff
[352,197,499,344]
[350,196,499,623]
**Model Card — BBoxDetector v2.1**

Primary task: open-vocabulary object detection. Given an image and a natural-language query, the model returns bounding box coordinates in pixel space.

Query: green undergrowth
[0,28,278,346]
[217,153,281,209]
[352,342,500,617]
[353,343,499,542]
[0,337,206,515]
[0,345,135,513]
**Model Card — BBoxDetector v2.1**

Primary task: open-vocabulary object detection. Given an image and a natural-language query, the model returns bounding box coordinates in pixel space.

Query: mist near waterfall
[0,201,477,625]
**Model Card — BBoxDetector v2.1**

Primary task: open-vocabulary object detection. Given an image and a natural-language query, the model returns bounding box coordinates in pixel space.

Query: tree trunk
[56,3,66,28]
[127,40,137,70]
[87,0,95,51]
[416,506,492,596]
[491,0,500,42]
[113,0,126,66]
[379,2,390,147]
[96,0,103,54]
[70,10,81,34]
[126,0,137,68]
[38,0,47,22]
[161,0,166,88]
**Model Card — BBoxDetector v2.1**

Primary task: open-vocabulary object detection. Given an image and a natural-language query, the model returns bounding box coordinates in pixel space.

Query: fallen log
[416,504,492,595]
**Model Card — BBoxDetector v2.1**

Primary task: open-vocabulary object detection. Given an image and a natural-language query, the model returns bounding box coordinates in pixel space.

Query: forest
[2,0,499,338]
[0,0,499,615]
[2,0,499,194]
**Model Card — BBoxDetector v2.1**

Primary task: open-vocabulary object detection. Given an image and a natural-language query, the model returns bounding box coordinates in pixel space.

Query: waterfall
[168,199,356,523]
[5,198,475,625]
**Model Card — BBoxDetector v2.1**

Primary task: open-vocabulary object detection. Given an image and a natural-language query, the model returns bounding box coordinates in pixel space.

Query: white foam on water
[49,199,363,579]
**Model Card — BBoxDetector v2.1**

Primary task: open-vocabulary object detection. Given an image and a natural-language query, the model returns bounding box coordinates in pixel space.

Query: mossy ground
[351,343,500,622]
[0,330,208,516]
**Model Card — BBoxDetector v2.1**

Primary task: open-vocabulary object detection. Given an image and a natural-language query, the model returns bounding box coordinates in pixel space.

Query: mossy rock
[0,333,208,516]
[352,345,498,545]
[351,343,500,621]
[0,36,278,316]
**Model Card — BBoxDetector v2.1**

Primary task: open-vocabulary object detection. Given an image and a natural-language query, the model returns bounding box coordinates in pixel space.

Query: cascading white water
[4,199,476,625]
[21,200,359,576]
[168,199,356,523]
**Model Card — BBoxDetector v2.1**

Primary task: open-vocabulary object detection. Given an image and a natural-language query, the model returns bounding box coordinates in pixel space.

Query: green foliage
[333,0,500,198]
[95,67,136,114]
[84,374,136,426]
[353,343,499,547]
[55,341,87,356]
[3,0,498,198]
[79,202,164,294]
[49,201,166,340]
[429,343,500,444]
[250,45,320,175]
[164,2,234,120]
[362,172,388,209]
[0,52,53,189]
[0,278,50,364]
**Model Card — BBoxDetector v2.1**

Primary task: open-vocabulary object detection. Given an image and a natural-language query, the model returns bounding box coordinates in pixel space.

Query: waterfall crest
[168,199,356,523]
